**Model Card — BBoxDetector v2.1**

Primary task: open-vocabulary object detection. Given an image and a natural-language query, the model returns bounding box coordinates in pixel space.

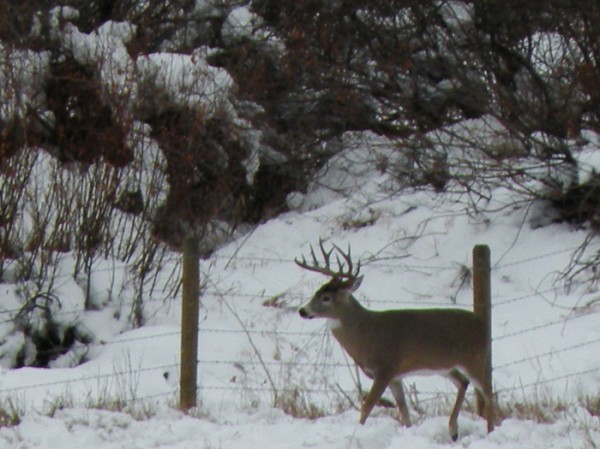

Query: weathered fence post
[472,244,492,417]
[180,235,200,411]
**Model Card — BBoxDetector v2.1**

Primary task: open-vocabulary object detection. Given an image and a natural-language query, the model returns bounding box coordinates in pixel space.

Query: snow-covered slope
[0,144,598,448]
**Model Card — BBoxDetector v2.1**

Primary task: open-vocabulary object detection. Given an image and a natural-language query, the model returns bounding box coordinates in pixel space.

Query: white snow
[0,148,599,448]
[0,8,599,449]
[0,407,597,449]
[0,46,49,120]
[222,6,261,44]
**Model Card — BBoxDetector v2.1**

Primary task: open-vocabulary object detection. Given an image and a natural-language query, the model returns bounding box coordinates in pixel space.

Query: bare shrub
[43,56,132,167]
[0,149,37,282]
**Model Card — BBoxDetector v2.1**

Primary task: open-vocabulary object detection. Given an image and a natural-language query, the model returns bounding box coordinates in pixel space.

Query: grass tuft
[276,388,327,420]
[0,399,22,428]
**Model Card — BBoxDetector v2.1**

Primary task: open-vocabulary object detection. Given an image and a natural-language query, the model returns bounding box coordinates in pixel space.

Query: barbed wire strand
[497,366,600,395]
[0,245,598,410]
[2,267,596,323]
[496,336,600,369]
[0,241,591,288]
[495,309,600,341]
[0,362,178,394]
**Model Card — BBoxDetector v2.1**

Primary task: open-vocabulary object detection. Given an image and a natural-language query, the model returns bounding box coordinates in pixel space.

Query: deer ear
[349,275,363,292]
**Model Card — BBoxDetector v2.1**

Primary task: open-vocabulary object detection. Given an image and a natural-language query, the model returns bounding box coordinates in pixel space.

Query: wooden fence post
[472,244,492,417]
[180,236,200,411]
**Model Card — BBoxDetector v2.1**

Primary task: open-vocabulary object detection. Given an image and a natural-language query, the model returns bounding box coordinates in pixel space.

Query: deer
[296,240,494,441]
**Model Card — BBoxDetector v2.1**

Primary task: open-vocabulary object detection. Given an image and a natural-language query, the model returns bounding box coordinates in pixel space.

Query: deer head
[295,239,363,319]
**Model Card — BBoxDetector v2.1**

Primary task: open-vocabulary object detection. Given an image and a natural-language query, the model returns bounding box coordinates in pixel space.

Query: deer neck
[329,295,372,366]
[329,295,370,334]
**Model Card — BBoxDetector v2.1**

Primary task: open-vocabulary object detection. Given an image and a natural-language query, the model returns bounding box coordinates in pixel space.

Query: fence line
[497,366,600,395]
[494,309,600,341]
[2,242,595,309]
[0,362,179,395]
[0,299,596,352]
[493,245,588,270]
[1,327,595,397]
[0,242,594,330]
[4,239,588,285]
[491,286,560,309]
[492,275,598,309]
[213,243,591,271]
[3,271,593,323]
[0,244,599,412]
[2,357,596,408]
[496,336,600,369]
[32,306,600,353]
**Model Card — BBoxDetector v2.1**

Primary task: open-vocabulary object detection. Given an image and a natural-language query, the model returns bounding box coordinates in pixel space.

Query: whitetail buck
[296,240,494,440]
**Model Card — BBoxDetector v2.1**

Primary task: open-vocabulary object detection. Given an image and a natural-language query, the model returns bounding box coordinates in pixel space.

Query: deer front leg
[389,378,412,427]
[360,375,392,424]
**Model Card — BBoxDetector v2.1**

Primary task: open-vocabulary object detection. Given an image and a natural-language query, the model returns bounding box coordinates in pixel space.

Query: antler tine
[295,239,338,277]
[317,238,334,268]
[331,242,361,280]
[295,239,361,279]
[348,244,361,278]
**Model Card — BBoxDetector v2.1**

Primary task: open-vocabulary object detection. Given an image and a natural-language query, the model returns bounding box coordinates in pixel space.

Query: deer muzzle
[298,307,314,319]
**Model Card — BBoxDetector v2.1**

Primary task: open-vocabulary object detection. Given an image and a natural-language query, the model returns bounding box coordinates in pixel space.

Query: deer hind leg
[389,378,412,427]
[476,374,495,433]
[448,369,470,441]
[468,364,495,433]
[360,374,392,424]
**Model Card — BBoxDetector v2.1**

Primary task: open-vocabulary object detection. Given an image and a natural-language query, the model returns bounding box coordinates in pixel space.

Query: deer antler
[295,239,361,280]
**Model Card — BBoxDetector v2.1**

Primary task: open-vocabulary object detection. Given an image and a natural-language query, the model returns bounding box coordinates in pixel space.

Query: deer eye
[321,295,332,303]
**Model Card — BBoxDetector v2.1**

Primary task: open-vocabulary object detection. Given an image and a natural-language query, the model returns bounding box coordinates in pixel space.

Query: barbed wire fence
[0,244,599,418]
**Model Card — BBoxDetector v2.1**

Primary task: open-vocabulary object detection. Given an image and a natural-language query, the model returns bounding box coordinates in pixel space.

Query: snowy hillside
[1,2,600,448]
[0,144,598,448]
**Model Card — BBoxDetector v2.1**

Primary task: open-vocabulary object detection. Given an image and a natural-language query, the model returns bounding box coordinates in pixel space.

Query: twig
[219,293,279,406]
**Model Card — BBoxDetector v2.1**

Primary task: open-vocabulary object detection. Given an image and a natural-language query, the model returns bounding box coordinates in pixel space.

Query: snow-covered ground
[1,5,599,448]
[2,406,597,449]
[0,144,599,448]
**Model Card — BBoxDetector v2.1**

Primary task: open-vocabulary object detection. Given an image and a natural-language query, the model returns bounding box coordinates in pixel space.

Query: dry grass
[0,399,22,428]
[276,388,328,420]
[0,385,597,431]
[582,394,600,417]
[497,397,569,423]
[373,387,599,429]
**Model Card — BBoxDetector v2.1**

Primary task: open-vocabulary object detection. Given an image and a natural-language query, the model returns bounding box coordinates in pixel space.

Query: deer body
[329,303,487,381]
[296,241,494,440]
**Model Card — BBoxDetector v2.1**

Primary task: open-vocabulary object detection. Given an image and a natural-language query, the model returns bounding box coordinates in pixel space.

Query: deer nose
[299,308,313,319]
